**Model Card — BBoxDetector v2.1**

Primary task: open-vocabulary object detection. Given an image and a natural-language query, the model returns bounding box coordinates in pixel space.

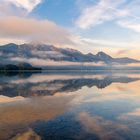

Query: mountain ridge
[0,43,139,64]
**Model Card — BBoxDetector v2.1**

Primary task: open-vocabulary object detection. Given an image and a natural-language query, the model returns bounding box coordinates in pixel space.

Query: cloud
[2,0,42,13]
[76,0,127,29]
[77,37,131,48]
[11,129,41,140]
[71,35,140,54]
[77,112,128,140]
[0,16,73,45]
[118,21,140,33]
[120,108,140,118]
[76,0,140,32]
[115,49,130,56]
[0,95,24,103]
[0,94,75,140]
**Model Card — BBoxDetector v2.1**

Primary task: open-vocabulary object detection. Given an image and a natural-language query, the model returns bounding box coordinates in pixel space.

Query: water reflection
[0,72,140,97]
[0,72,140,140]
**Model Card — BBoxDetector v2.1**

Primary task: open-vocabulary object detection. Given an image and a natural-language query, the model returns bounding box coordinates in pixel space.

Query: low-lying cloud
[0,16,73,45]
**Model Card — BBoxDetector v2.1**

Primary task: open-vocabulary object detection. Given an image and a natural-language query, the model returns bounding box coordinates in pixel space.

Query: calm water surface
[0,71,140,140]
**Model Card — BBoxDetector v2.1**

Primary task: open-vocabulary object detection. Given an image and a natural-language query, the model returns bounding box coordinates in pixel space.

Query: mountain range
[0,43,139,65]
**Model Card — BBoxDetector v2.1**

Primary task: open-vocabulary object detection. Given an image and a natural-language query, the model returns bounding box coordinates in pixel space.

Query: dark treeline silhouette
[0,62,42,74]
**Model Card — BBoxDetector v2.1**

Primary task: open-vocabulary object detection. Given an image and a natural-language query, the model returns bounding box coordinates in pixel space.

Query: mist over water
[1,71,140,140]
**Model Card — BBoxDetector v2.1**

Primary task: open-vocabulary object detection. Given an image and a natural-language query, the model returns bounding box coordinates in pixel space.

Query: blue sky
[0,0,140,58]
[30,0,79,27]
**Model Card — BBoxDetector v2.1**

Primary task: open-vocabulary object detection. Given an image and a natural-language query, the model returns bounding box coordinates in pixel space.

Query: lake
[0,71,140,140]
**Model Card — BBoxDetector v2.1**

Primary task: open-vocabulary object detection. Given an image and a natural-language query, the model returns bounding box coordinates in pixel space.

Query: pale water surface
[0,71,140,140]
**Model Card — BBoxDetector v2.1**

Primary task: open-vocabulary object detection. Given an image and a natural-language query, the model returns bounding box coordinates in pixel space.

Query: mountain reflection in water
[0,72,140,97]
[1,71,140,140]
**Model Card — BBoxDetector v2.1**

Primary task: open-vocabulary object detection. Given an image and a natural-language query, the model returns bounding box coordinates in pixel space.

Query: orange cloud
[116,49,130,56]
[0,16,73,45]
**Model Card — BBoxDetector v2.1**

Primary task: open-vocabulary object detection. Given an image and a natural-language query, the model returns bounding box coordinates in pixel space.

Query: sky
[0,0,140,59]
